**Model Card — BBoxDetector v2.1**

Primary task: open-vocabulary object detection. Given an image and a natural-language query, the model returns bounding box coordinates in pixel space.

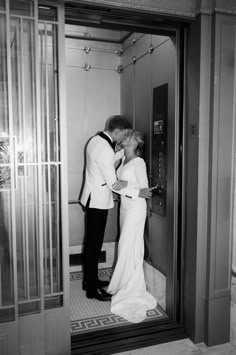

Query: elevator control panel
[151,84,168,216]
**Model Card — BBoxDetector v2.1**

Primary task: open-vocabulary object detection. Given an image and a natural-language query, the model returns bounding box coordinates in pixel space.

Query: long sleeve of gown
[133,158,149,189]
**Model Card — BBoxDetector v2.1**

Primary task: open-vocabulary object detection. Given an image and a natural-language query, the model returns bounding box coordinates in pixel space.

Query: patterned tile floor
[70,268,167,336]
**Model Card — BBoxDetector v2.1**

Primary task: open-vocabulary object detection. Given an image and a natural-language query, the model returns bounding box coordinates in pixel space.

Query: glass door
[0,1,69,354]
[0,4,18,353]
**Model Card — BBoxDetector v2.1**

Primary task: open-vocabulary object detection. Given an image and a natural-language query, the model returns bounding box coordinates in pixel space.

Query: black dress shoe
[86,287,112,301]
[82,279,109,291]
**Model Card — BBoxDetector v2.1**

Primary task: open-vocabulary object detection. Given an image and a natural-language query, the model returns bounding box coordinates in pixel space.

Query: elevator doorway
[65,7,185,349]
[0,1,185,353]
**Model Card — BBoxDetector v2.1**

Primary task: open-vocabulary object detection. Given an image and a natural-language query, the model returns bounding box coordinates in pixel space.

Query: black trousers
[83,207,108,293]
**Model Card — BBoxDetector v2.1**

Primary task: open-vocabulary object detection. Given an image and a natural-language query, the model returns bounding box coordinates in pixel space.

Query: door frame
[63,3,188,354]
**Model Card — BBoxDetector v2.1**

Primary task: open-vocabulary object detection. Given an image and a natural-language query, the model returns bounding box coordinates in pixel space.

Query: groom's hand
[112,180,128,191]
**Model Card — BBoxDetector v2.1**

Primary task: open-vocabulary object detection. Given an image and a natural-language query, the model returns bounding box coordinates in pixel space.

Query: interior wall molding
[214,8,236,15]
[66,0,236,18]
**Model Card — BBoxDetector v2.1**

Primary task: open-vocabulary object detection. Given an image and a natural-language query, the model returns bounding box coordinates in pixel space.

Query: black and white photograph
[1,1,236,355]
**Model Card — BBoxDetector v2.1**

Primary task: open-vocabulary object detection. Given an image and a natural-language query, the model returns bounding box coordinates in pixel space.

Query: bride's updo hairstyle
[134,131,144,157]
[126,129,144,157]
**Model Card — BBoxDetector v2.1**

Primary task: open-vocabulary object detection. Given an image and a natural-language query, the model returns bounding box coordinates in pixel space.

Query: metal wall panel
[121,32,178,317]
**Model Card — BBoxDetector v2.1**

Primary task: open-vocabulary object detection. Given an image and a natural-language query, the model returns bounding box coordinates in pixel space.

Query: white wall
[66,33,121,247]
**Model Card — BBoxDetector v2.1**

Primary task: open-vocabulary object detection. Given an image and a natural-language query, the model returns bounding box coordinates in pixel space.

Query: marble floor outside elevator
[114,339,236,355]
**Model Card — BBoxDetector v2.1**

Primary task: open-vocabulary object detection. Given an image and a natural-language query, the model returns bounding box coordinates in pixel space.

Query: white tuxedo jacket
[80,133,139,209]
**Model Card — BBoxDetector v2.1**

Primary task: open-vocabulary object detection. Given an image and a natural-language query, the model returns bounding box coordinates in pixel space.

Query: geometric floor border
[71,307,165,335]
[70,268,167,335]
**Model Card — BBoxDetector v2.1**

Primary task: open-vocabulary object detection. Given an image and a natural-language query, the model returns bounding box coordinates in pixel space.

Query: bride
[108,129,157,323]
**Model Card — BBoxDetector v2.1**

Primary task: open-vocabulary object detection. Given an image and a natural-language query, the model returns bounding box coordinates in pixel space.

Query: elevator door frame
[64,4,188,354]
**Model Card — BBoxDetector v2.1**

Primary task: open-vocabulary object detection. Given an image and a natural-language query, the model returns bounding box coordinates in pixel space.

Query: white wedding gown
[108,156,157,323]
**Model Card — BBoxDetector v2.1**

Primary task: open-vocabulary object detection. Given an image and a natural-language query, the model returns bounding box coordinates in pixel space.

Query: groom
[80,115,140,301]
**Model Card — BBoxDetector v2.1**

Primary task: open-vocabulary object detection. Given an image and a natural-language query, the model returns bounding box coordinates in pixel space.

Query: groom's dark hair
[106,115,132,132]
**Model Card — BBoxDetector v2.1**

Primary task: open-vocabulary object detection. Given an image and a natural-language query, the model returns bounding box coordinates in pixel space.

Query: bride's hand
[138,188,152,199]
[112,180,128,191]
